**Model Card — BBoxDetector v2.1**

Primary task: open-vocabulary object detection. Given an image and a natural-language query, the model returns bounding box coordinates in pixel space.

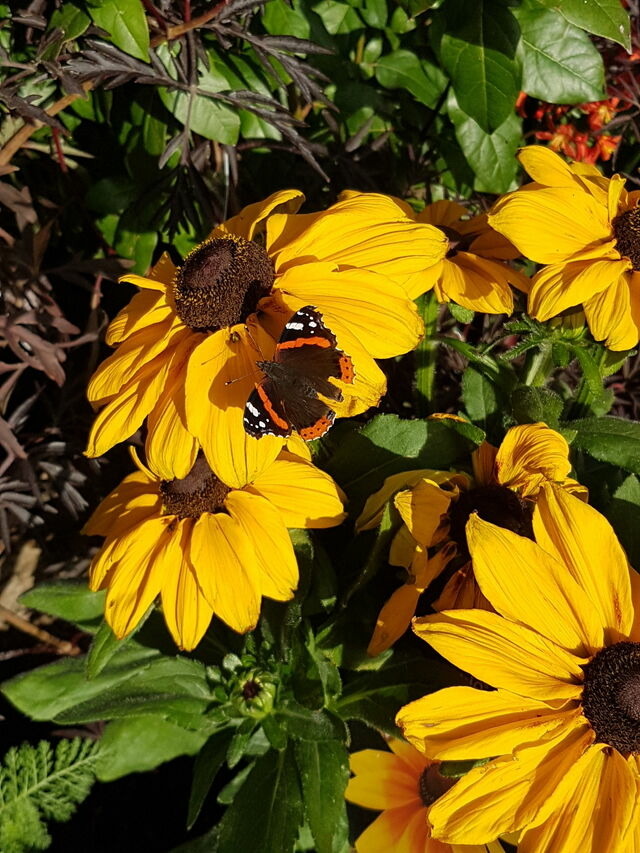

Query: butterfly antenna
[224,325,267,386]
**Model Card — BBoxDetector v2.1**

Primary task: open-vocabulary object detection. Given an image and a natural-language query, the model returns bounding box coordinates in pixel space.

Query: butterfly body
[244,306,355,441]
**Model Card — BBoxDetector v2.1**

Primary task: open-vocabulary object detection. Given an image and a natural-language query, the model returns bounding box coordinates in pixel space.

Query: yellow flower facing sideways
[83,449,346,651]
[358,422,584,655]
[85,191,448,486]
[398,484,640,853]
[345,737,503,853]
[489,145,640,350]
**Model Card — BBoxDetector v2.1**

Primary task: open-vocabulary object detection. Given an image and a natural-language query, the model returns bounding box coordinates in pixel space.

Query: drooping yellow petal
[466,514,603,654]
[225,491,298,601]
[517,146,587,189]
[397,686,571,760]
[347,750,422,810]
[432,564,491,612]
[352,804,428,853]
[83,476,161,544]
[417,200,467,228]
[184,323,282,488]
[249,453,346,528]
[190,512,261,633]
[437,254,515,314]
[518,745,637,853]
[160,519,214,651]
[356,470,453,533]
[427,720,593,844]
[533,484,634,643]
[211,190,305,242]
[412,609,585,702]
[583,272,639,351]
[273,263,423,358]
[267,192,448,285]
[471,442,497,486]
[118,272,169,292]
[529,257,629,322]
[105,288,173,346]
[394,480,454,547]
[389,525,420,568]
[494,423,572,497]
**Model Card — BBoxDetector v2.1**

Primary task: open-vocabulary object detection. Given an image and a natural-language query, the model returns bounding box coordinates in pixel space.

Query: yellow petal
[347,750,422,810]
[356,470,452,533]
[427,720,593,844]
[267,192,448,284]
[103,516,175,638]
[83,470,161,538]
[353,804,428,853]
[397,686,571,760]
[412,609,585,702]
[437,255,514,314]
[518,744,637,853]
[190,512,261,633]
[583,272,639,351]
[105,289,173,346]
[432,564,491,612]
[533,484,634,642]
[394,480,454,547]
[389,525,419,568]
[249,453,346,528]
[517,145,586,188]
[225,491,298,601]
[417,200,467,228]
[529,258,629,321]
[466,514,604,654]
[160,519,213,651]
[211,190,305,242]
[494,423,572,497]
[184,324,282,488]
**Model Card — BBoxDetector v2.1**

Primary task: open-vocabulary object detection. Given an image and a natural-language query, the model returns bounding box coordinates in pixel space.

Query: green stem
[522,341,553,387]
[414,292,440,416]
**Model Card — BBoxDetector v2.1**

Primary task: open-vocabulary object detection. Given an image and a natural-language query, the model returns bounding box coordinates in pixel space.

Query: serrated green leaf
[295,740,349,853]
[556,0,630,50]
[567,417,640,475]
[515,1,605,103]
[449,302,474,324]
[437,0,521,133]
[510,385,564,427]
[374,50,446,109]
[88,0,149,61]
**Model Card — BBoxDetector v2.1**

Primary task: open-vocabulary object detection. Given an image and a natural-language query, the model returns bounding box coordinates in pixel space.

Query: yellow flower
[345,737,502,853]
[397,484,640,851]
[86,191,447,485]
[83,449,346,651]
[488,145,640,350]
[359,422,585,655]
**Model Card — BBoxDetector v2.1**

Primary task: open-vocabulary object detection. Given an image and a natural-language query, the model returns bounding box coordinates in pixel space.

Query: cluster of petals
[358,421,583,655]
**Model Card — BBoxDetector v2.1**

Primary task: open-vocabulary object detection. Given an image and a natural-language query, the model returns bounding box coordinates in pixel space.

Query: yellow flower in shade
[345,737,503,853]
[86,191,447,486]
[397,484,640,851]
[489,145,640,350]
[83,449,346,651]
[359,422,585,655]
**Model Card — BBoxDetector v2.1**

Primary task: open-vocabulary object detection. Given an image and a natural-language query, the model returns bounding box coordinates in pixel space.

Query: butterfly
[243,306,355,440]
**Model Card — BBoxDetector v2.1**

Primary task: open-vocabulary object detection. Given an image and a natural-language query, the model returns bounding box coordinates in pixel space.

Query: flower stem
[522,341,553,387]
[414,292,440,416]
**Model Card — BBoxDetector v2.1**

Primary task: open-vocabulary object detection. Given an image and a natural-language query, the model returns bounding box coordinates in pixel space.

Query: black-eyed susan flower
[83,449,346,651]
[359,422,585,655]
[86,191,447,486]
[345,737,502,853]
[397,484,640,851]
[489,145,640,350]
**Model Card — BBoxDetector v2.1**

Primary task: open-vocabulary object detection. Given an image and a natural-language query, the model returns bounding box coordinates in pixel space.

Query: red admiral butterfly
[244,306,355,440]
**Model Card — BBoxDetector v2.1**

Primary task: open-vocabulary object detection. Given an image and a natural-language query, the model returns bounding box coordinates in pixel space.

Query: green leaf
[85,621,124,680]
[436,0,521,133]
[113,221,157,274]
[556,0,630,50]
[313,0,364,33]
[604,474,640,569]
[374,50,446,108]
[263,0,312,38]
[88,0,150,62]
[216,746,303,853]
[448,93,522,193]
[187,730,233,830]
[19,583,105,630]
[510,385,564,427]
[96,716,207,781]
[295,740,349,853]
[449,302,474,324]
[567,417,640,475]
[48,4,91,42]
[515,1,604,103]
[227,719,257,768]
[277,702,346,742]
[361,0,387,28]
[462,366,503,432]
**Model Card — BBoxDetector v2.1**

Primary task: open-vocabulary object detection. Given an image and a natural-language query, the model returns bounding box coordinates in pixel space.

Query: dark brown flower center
[242,680,261,700]
[582,641,640,754]
[160,455,230,519]
[447,484,534,561]
[173,234,275,331]
[418,763,455,807]
[613,207,640,271]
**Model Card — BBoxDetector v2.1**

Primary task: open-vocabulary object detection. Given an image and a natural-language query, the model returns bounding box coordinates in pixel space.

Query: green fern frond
[0,738,101,853]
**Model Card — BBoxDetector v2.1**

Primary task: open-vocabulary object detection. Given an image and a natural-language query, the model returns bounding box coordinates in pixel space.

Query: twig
[0,605,82,656]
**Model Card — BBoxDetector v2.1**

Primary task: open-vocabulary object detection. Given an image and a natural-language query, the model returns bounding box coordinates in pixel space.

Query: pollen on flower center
[173,234,275,331]
[613,207,640,271]
[160,455,231,519]
[418,764,455,808]
[448,484,534,561]
[582,642,640,754]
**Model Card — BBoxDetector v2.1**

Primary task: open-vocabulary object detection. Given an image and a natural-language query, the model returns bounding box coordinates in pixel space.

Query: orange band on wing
[339,354,355,384]
[277,338,332,350]
[257,384,289,430]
